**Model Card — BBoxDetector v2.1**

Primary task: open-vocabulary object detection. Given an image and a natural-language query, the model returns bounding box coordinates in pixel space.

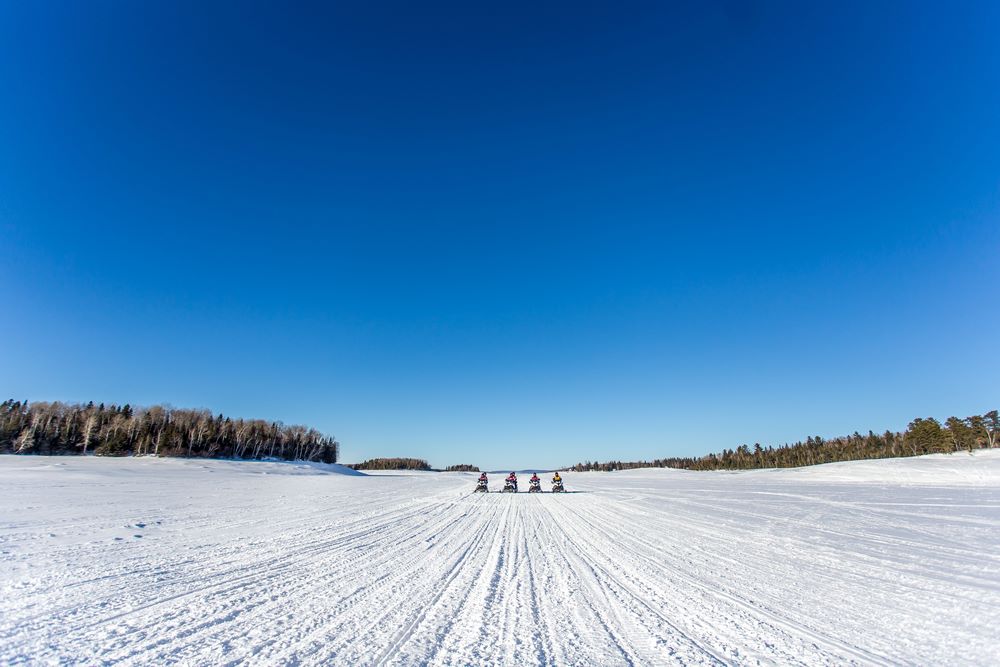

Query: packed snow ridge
[2,452,999,665]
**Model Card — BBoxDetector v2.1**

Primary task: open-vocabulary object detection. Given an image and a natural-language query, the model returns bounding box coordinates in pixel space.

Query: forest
[0,400,338,463]
[348,458,431,471]
[569,410,999,472]
[344,460,479,471]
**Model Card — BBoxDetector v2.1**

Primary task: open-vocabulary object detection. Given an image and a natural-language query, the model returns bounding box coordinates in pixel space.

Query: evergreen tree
[904,418,948,455]
[945,417,975,452]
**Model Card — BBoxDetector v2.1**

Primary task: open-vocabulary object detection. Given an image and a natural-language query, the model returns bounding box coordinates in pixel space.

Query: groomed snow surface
[2,453,1000,666]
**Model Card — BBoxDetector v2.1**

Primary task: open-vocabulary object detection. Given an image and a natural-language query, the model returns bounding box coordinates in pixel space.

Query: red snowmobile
[475,474,489,492]
[528,474,542,493]
[502,473,518,493]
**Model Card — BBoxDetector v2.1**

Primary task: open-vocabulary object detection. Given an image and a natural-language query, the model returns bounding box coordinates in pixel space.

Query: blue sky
[1,1,998,469]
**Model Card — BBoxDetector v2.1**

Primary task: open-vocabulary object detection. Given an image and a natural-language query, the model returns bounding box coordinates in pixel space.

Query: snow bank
[589,449,1000,486]
[762,448,1000,485]
[0,454,367,477]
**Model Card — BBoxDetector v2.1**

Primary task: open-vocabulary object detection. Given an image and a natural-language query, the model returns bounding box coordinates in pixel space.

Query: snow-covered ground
[2,452,999,665]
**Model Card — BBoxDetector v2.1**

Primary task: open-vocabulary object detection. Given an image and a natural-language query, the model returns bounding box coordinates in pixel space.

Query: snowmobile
[551,479,565,493]
[528,478,542,493]
[475,479,489,492]
[502,478,518,493]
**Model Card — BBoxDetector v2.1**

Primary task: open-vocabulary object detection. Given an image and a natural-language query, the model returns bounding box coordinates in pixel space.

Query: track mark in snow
[3,455,1000,666]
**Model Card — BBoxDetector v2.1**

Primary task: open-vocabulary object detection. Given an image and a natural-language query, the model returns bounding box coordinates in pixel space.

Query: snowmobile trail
[2,455,1000,665]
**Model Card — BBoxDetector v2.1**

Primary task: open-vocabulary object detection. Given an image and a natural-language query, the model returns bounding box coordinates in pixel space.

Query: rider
[552,471,562,485]
[530,472,540,486]
[507,471,518,489]
[478,471,488,483]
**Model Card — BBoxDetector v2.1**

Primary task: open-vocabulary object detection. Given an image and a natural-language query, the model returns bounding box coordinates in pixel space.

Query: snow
[2,452,999,665]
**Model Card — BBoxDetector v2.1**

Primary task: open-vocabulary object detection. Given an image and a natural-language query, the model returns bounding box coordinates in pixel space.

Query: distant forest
[344,460,479,471]
[0,400,338,463]
[348,458,431,471]
[569,410,999,472]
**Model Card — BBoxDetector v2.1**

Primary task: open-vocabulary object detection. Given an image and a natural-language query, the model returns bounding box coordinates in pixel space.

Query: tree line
[348,457,431,471]
[569,410,999,472]
[345,460,479,471]
[569,457,696,472]
[0,399,338,463]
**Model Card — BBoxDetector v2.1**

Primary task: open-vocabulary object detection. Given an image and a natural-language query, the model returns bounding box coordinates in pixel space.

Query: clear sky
[1,1,998,470]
